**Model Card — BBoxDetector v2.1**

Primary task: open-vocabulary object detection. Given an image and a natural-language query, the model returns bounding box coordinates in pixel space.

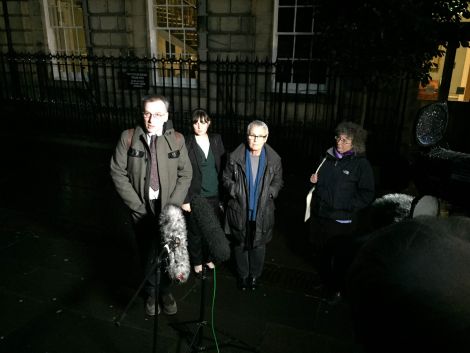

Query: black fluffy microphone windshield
[159,204,190,283]
[190,195,230,263]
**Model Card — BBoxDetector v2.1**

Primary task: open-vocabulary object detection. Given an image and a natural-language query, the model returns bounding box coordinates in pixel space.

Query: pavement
[0,136,365,353]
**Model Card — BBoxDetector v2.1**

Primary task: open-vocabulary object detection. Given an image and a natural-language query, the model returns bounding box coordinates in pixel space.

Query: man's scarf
[245,147,266,221]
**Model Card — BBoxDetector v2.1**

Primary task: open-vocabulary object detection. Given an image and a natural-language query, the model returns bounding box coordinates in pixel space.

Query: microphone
[159,204,190,283]
[190,195,230,263]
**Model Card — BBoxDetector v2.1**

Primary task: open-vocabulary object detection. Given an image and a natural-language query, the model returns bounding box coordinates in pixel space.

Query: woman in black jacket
[309,121,375,301]
[182,109,225,274]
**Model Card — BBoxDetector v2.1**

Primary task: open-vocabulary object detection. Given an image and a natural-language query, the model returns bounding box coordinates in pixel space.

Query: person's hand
[310,173,318,184]
[182,203,191,212]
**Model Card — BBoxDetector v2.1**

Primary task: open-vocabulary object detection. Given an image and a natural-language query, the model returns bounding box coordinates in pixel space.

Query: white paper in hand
[304,158,326,222]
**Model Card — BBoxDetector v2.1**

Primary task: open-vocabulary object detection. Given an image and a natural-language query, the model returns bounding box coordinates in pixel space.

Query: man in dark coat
[223,120,283,290]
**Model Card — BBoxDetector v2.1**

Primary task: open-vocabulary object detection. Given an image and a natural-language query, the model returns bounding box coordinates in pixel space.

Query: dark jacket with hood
[223,143,283,247]
[311,147,374,222]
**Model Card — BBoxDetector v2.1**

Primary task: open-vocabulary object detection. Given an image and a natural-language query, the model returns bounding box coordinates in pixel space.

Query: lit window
[43,0,87,55]
[150,0,198,59]
[42,0,87,79]
[148,0,198,85]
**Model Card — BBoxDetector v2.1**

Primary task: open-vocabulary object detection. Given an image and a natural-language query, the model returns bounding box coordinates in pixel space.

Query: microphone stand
[115,245,169,353]
[172,265,259,352]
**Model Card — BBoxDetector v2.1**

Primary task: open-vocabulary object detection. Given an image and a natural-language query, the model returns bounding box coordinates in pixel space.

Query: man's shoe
[145,296,160,316]
[237,277,248,291]
[161,293,177,315]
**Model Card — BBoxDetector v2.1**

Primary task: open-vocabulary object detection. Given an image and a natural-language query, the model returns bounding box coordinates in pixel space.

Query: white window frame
[41,0,87,81]
[147,0,199,88]
[272,0,326,94]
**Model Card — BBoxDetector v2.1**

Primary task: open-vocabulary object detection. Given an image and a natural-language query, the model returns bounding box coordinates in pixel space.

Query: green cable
[211,267,220,353]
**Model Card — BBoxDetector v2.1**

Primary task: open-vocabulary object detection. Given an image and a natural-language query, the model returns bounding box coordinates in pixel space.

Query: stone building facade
[0,0,274,60]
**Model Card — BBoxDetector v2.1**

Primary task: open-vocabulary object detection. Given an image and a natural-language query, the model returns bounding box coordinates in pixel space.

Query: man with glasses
[223,120,283,291]
[308,121,375,304]
[110,94,192,316]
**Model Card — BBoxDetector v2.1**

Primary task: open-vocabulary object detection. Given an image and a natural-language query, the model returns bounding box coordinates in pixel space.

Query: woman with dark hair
[308,121,375,301]
[182,109,225,274]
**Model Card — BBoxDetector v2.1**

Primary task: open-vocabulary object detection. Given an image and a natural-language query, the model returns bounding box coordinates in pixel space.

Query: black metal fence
[0,52,412,166]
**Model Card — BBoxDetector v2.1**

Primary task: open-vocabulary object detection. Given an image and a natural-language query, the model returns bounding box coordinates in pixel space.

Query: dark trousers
[187,196,221,266]
[233,221,266,279]
[134,200,171,298]
[310,217,357,294]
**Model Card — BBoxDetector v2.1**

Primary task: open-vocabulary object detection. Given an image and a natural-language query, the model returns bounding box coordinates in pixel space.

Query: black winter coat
[311,147,375,222]
[184,133,225,203]
[223,143,283,247]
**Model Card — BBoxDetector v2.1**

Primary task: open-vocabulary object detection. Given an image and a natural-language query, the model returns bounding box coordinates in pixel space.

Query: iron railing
[0,52,412,166]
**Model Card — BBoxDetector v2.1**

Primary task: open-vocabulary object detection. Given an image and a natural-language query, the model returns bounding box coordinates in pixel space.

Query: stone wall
[0,1,45,53]
[87,0,128,56]
[204,0,273,60]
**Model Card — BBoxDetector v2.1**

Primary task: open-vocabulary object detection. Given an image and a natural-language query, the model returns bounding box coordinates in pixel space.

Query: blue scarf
[245,147,266,221]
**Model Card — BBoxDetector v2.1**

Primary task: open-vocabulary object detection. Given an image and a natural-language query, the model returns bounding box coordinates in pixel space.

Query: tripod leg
[115,247,165,326]
[153,265,161,353]
[197,266,207,348]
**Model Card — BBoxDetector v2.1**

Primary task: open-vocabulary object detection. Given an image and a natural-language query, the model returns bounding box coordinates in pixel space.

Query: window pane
[61,2,73,26]
[56,29,65,52]
[171,30,185,50]
[277,35,294,59]
[277,7,295,32]
[295,7,313,32]
[64,28,75,53]
[183,6,197,27]
[49,5,58,26]
[74,7,84,27]
[186,32,198,52]
[76,28,86,52]
[155,7,167,27]
[165,40,175,57]
[167,6,182,27]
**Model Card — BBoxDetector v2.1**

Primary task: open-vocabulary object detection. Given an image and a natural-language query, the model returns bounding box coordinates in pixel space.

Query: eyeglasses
[335,136,352,145]
[143,111,167,119]
[248,134,267,140]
